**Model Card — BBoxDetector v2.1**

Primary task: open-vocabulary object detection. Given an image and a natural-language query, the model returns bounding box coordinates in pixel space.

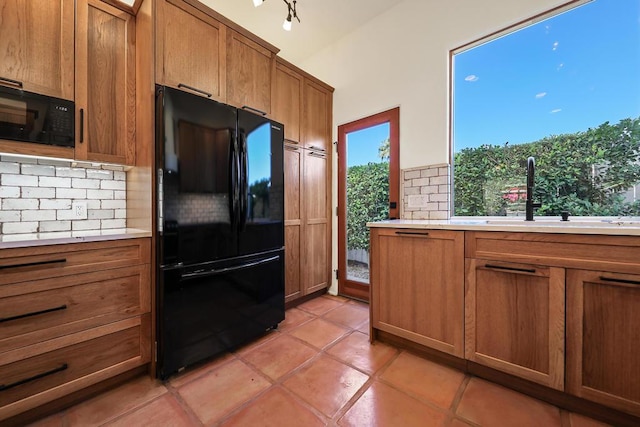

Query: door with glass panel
[337,108,399,301]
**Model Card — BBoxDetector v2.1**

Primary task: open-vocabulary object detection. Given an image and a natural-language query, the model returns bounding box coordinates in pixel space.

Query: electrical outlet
[72,202,88,220]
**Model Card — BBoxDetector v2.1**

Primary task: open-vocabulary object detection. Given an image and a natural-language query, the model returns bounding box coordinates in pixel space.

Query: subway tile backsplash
[401,163,450,220]
[0,156,127,235]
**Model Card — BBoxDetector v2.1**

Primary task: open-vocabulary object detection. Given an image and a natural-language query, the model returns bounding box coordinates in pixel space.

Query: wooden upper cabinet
[226,29,274,115]
[566,269,640,416]
[302,79,332,151]
[465,259,565,390]
[272,61,303,143]
[0,0,74,100]
[371,228,465,357]
[156,0,226,101]
[75,0,135,165]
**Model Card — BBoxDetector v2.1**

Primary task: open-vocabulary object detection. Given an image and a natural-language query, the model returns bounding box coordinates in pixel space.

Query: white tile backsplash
[0,158,127,235]
[401,164,450,220]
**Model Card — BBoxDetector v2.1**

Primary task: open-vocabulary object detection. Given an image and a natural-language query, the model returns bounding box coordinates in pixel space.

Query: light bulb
[253,0,263,7]
[283,17,292,31]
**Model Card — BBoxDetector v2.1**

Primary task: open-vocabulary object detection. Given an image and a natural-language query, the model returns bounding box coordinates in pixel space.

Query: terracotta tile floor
[27,295,612,427]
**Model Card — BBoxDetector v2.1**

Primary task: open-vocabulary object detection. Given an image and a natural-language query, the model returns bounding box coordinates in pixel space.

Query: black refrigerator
[155,86,285,379]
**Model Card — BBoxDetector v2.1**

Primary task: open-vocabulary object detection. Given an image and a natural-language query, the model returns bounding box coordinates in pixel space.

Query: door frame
[337,107,400,301]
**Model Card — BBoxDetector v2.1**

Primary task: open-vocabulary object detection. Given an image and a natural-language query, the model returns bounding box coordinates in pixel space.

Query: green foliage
[454,117,640,216]
[347,162,389,250]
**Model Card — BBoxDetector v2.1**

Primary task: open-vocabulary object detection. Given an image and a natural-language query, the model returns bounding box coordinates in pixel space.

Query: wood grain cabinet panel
[371,228,465,357]
[226,29,274,115]
[465,259,565,390]
[0,0,74,100]
[566,269,640,416]
[272,61,303,143]
[302,79,331,151]
[303,149,329,294]
[284,144,303,302]
[156,0,226,101]
[75,0,135,165]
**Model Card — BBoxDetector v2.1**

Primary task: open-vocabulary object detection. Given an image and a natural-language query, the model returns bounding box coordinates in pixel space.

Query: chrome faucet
[526,156,541,221]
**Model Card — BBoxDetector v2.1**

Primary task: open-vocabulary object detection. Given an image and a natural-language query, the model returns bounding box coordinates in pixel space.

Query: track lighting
[252,0,300,31]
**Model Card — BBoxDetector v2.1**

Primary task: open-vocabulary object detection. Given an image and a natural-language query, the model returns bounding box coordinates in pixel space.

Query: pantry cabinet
[0,0,74,100]
[155,0,227,101]
[276,61,333,306]
[566,269,640,417]
[75,0,136,165]
[226,29,275,115]
[0,239,151,422]
[283,143,331,303]
[464,258,565,390]
[370,228,465,357]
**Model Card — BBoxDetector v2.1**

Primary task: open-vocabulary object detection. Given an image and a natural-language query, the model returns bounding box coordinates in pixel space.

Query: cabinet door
[302,79,331,151]
[156,0,226,100]
[75,0,135,165]
[284,144,303,302]
[304,149,329,294]
[272,62,303,143]
[566,269,640,416]
[226,30,274,115]
[371,228,464,357]
[0,0,74,100]
[465,259,565,390]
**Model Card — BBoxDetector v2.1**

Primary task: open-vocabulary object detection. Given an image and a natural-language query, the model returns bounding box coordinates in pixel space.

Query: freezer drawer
[157,249,284,379]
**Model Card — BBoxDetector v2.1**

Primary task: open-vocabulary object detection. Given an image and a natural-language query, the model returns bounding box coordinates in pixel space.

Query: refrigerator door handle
[180,255,280,280]
[239,132,249,232]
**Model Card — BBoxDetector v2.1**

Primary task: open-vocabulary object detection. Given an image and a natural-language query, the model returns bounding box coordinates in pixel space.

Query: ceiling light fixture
[282,0,300,31]
[253,0,300,31]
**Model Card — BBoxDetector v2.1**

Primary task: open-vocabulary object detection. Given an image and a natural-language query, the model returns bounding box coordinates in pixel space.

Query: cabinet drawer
[466,232,640,274]
[0,319,148,418]
[0,265,150,353]
[0,239,151,286]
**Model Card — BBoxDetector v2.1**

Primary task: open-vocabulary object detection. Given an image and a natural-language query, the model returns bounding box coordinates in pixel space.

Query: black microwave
[0,85,75,147]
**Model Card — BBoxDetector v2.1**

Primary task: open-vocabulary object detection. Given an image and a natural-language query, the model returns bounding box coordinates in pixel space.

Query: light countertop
[0,228,152,249]
[367,218,640,236]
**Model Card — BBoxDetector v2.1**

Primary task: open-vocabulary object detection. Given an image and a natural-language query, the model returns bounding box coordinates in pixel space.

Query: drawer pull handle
[177,83,212,98]
[0,304,67,324]
[0,76,23,88]
[0,364,68,392]
[394,231,429,237]
[241,105,267,116]
[0,258,66,271]
[308,152,326,158]
[599,276,640,286]
[484,264,536,274]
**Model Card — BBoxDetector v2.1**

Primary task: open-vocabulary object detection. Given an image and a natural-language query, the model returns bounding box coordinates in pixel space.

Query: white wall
[302,0,569,168]
[298,0,569,294]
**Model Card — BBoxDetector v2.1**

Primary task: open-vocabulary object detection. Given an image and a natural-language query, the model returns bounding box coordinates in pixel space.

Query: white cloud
[535,92,547,99]
[552,41,559,51]
[557,63,564,71]
[550,108,562,114]
[465,74,479,82]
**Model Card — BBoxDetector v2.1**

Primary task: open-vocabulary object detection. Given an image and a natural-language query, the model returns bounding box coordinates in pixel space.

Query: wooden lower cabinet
[465,259,565,390]
[0,239,151,422]
[566,269,640,416]
[370,228,464,357]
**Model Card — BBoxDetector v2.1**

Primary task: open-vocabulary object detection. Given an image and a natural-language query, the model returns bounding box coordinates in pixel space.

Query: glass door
[337,108,399,301]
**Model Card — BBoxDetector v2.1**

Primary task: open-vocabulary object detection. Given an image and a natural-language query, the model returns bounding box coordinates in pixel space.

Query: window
[451,0,640,217]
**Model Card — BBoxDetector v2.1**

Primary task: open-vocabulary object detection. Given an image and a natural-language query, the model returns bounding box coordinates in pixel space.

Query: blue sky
[453,0,640,151]
[346,122,390,167]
